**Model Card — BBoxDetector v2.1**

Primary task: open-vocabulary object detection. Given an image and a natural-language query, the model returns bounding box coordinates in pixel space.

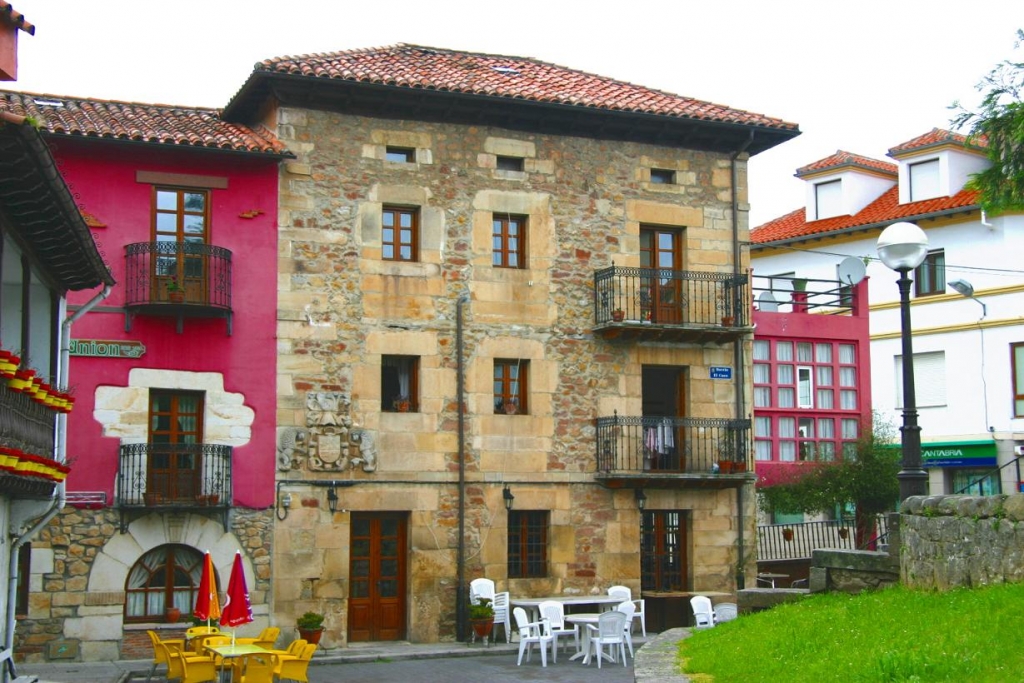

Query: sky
[8,0,1022,226]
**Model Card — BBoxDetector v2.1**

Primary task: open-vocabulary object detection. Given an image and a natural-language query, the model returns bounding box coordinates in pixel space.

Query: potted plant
[503,399,519,415]
[782,528,795,542]
[611,308,625,323]
[167,277,185,303]
[296,611,325,644]
[468,597,494,641]
[165,606,181,623]
[392,396,411,412]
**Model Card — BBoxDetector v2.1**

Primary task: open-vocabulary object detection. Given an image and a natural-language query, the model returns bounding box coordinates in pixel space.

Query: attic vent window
[491,66,520,75]
[496,156,524,172]
[385,146,415,163]
[33,99,64,107]
[650,169,675,184]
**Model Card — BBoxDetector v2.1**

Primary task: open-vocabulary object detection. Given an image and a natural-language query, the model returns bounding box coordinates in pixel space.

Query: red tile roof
[751,185,980,244]
[888,127,986,156]
[0,1,34,35]
[252,43,798,131]
[795,150,896,178]
[0,89,289,156]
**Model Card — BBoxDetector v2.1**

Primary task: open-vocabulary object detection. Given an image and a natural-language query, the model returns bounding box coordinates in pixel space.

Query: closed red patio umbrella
[220,551,253,643]
[193,551,221,626]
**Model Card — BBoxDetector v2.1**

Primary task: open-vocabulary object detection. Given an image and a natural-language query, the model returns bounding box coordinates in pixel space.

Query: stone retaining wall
[901,494,1024,589]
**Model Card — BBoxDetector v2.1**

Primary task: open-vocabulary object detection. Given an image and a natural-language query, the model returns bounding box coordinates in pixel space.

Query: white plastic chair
[615,600,636,658]
[586,610,627,669]
[513,606,553,667]
[690,595,716,629]
[713,602,738,623]
[538,600,578,658]
[469,578,495,604]
[491,591,512,643]
[607,585,645,635]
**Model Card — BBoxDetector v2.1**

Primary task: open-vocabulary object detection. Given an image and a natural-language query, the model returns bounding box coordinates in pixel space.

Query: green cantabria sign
[921,441,997,467]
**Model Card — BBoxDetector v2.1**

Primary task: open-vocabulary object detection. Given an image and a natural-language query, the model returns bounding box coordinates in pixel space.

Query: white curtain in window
[817,366,833,386]
[840,390,857,410]
[839,344,855,364]
[776,342,793,361]
[815,343,832,363]
[778,388,795,408]
[753,340,770,361]
[753,364,770,384]
[754,387,771,408]
[777,364,794,384]
[817,388,834,409]
[797,343,813,363]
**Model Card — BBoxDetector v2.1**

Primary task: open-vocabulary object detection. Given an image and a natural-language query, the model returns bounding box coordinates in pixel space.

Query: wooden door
[153,187,209,303]
[640,227,683,323]
[348,513,407,642]
[641,366,687,471]
[148,391,203,503]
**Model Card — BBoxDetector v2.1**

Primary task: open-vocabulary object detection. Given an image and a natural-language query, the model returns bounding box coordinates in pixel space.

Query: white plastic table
[564,613,608,665]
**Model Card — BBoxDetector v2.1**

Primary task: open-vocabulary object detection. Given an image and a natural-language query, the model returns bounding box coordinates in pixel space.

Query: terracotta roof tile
[751,185,979,244]
[255,43,799,131]
[795,150,896,178]
[0,89,289,156]
[888,127,986,156]
[0,1,34,35]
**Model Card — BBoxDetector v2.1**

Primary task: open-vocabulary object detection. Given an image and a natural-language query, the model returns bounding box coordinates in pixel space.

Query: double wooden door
[640,227,683,323]
[348,513,407,641]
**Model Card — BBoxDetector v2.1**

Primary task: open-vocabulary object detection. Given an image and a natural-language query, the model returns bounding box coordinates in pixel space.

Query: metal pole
[896,270,927,500]
[455,296,468,641]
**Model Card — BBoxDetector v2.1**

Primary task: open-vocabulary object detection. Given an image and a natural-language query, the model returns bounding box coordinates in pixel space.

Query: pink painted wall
[751,279,873,488]
[55,138,280,508]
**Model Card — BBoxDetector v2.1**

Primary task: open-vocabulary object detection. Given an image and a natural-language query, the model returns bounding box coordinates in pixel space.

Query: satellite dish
[757,291,779,312]
[837,257,866,286]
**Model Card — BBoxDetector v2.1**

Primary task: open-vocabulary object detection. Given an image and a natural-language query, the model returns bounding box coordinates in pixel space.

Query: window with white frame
[797,367,814,408]
[895,351,947,408]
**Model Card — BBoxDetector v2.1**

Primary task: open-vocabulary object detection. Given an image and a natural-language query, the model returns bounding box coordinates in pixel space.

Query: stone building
[223,44,799,644]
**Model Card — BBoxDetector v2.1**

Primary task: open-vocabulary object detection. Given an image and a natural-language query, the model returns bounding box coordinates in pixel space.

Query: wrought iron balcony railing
[1,382,56,458]
[758,517,890,562]
[124,241,233,333]
[593,266,749,328]
[595,414,750,475]
[116,442,231,508]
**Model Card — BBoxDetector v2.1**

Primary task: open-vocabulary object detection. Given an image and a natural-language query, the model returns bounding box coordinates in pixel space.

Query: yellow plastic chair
[276,643,316,683]
[146,630,187,682]
[236,626,281,649]
[266,638,306,660]
[159,642,217,683]
[186,625,221,639]
[192,632,231,655]
[236,652,279,683]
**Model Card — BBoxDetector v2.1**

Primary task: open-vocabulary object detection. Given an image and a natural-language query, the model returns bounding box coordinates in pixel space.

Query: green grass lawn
[679,583,1024,682]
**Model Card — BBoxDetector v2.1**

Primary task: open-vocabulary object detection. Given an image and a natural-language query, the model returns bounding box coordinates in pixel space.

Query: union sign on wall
[69,339,146,359]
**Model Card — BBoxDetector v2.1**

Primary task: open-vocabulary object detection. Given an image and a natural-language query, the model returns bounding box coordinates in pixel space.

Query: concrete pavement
[16,629,690,683]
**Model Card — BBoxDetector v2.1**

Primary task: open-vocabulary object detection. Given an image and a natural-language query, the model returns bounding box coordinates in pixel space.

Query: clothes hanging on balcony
[643,419,675,455]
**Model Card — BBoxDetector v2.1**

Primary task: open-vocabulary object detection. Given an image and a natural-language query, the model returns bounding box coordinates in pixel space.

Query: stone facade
[16,507,273,663]
[272,107,756,646]
[901,494,1024,589]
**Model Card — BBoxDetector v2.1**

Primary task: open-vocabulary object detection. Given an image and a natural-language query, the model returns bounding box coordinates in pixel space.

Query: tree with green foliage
[759,412,899,546]
[951,29,1024,215]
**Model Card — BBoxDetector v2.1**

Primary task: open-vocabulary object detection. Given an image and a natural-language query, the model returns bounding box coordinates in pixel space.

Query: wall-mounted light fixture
[634,488,647,511]
[503,485,515,512]
[949,278,987,318]
[327,484,339,514]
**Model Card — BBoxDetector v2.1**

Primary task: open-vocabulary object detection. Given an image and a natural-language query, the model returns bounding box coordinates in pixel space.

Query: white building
[751,129,1024,496]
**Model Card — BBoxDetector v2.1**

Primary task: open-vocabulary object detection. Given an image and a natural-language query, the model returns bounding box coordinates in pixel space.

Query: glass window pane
[817,366,833,386]
[183,193,205,211]
[778,388,795,408]
[819,442,836,462]
[776,342,793,361]
[815,343,832,363]
[841,390,857,409]
[842,419,859,439]
[156,213,177,233]
[797,343,813,362]
[753,340,770,361]
[156,191,177,211]
[754,417,771,437]
[817,388,834,409]
[777,365,794,384]
[839,367,856,387]
[754,387,771,408]
[778,418,795,438]
[839,344,855,364]
[779,441,796,461]
[818,418,834,438]
[755,441,772,461]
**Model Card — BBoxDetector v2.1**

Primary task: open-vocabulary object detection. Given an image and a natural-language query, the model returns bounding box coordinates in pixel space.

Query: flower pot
[169,291,185,304]
[503,402,518,415]
[782,528,794,542]
[718,459,733,474]
[166,607,181,623]
[393,400,410,412]
[838,528,849,539]
[298,627,323,645]
[470,617,494,640]
[611,310,625,322]
[721,316,735,327]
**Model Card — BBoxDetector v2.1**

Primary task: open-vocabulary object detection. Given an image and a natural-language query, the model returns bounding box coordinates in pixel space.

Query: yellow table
[207,644,269,683]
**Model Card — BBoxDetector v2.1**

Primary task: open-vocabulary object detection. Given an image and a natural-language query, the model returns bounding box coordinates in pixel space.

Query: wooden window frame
[494,359,527,414]
[492,214,526,269]
[508,510,548,578]
[1014,343,1024,418]
[382,355,419,412]
[124,544,204,623]
[147,390,204,503]
[382,205,419,262]
[914,249,945,297]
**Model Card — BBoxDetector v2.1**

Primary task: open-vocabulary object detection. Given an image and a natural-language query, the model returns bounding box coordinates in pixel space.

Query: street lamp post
[876,222,930,501]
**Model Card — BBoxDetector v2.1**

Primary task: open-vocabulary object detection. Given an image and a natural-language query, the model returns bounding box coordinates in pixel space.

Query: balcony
[123,242,233,334]
[115,442,232,532]
[594,414,751,489]
[593,267,749,343]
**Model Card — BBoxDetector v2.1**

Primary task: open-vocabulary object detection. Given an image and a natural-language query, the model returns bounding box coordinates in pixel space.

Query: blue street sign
[710,366,732,380]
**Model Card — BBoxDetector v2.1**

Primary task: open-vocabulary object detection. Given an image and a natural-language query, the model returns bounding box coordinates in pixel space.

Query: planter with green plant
[468,597,494,642]
[296,611,325,644]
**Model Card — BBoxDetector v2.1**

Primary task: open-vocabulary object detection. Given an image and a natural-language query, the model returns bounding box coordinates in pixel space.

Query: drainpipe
[455,295,468,642]
[730,133,754,592]
[4,285,111,681]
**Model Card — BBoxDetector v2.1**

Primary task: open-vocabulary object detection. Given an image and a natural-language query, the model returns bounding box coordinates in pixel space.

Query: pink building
[0,89,289,658]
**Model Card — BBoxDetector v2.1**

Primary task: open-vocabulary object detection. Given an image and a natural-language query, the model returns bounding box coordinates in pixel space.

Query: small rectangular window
[1013,343,1024,417]
[494,359,527,414]
[815,179,842,220]
[492,214,526,269]
[496,156,524,172]
[385,146,415,163]
[909,158,940,201]
[382,206,419,262]
[650,169,675,184]
[382,355,419,412]
[508,510,547,578]
[915,249,945,297]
